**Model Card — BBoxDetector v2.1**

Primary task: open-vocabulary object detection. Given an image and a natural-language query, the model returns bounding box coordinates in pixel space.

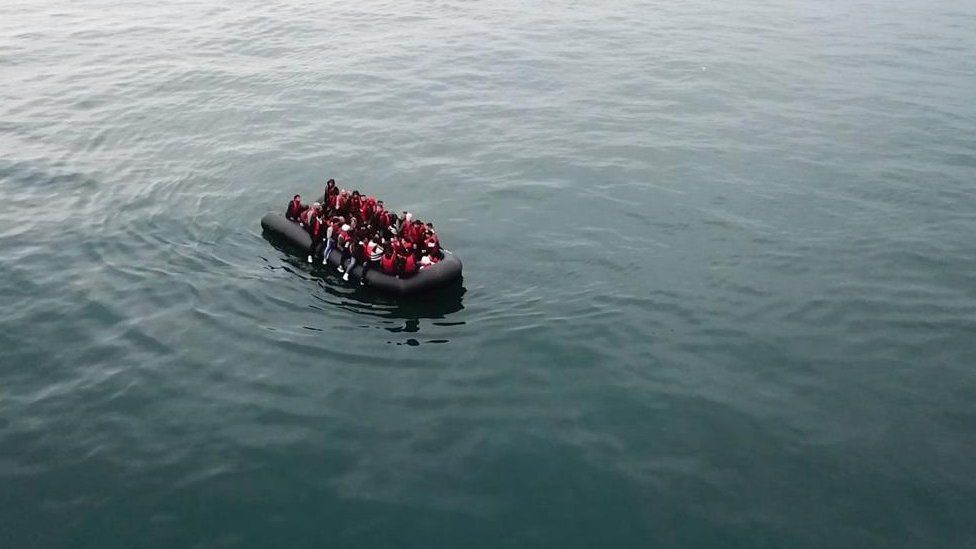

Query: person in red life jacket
[394,240,417,278]
[360,237,384,284]
[347,191,362,223]
[397,212,412,236]
[402,247,418,277]
[311,216,338,265]
[360,196,376,224]
[424,234,441,260]
[323,179,338,210]
[306,211,327,263]
[410,219,427,243]
[286,194,306,222]
[374,201,391,232]
[298,202,321,228]
[333,190,349,216]
[401,217,415,241]
[335,223,352,275]
[385,236,400,264]
[381,246,396,275]
[393,250,407,278]
[385,209,399,235]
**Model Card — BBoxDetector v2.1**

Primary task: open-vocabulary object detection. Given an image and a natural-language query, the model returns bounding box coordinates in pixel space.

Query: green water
[1,0,975,546]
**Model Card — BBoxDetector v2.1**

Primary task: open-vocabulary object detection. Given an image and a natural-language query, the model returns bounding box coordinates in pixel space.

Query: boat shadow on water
[260,230,466,344]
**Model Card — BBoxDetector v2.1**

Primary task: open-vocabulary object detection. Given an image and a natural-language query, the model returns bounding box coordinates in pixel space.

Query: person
[348,191,362,221]
[424,232,441,260]
[381,246,396,275]
[336,224,352,274]
[343,238,363,282]
[408,219,426,243]
[398,211,411,235]
[402,248,418,277]
[298,202,320,228]
[306,211,326,263]
[333,190,349,216]
[286,194,306,221]
[361,238,383,284]
[316,216,340,265]
[324,179,338,208]
[374,201,391,231]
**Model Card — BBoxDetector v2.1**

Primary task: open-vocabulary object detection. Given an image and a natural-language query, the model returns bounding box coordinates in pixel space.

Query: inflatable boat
[260,213,463,295]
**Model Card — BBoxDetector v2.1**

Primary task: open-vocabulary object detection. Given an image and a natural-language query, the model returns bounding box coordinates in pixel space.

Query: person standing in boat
[298,202,321,228]
[324,179,338,214]
[342,238,364,282]
[306,210,327,263]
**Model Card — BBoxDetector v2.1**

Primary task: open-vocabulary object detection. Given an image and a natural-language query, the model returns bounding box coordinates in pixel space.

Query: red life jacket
[309,217,325,240]
[381,254,395,273]
[286,199,303,220]
[403,254,417,276]
[361,197,375,221]
[410,223,424,243]
[299,208,315,226]
[334,194,346,214]
[376,210,391,229]
[336,228,350,248]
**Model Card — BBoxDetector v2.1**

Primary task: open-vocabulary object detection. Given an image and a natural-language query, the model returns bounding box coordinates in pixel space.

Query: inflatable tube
[260,213,463,295]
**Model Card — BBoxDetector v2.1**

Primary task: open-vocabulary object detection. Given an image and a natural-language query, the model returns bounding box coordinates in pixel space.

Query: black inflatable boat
[260,213,463,295]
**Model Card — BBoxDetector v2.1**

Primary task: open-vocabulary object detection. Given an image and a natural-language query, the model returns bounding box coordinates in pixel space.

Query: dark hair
[327,178,335,185]
[294,194,301,199]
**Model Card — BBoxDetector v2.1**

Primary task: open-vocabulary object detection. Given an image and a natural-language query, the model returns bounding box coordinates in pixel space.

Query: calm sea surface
[1,0,975,546]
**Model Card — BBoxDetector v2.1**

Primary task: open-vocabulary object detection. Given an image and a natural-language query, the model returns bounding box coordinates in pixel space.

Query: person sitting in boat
[398,241,418,278]
[420,253,440,269]
[424,233,441,261]
[286,195,306,221]
[381,246,396,275]
[361,237,383,282]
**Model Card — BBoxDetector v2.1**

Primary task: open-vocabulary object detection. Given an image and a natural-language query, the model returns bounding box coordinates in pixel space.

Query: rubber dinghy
[260,213,463,295]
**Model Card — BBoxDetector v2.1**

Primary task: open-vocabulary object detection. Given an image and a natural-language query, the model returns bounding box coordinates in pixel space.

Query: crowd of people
[285,178,443,285]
